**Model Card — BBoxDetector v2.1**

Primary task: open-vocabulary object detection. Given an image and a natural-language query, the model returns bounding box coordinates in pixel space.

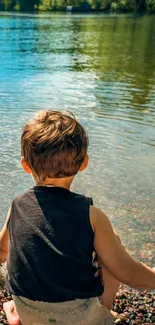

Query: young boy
[0,110,155,325]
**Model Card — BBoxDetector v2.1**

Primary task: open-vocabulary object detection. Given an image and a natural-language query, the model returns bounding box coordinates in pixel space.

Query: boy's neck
[35,175,74,190]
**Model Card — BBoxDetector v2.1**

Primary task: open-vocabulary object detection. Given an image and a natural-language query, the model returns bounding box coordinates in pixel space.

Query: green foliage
[88,0,137,11]
[39,0,55,10]
[110,2,119,11]
[146,0,155,12]
[88,0,101,9]
[136,0,146,12]
[14,3,20,10]
[16,0,39,11]
[100,0,111,10]
[0,0,155,13]
[116,0,136,12]
[39,0,84,10]
[0,0,16,10]
[3,0,12,9]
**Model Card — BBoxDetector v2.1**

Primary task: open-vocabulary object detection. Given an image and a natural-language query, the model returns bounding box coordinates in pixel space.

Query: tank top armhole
[6,201,14,228]
[85,197,94,235]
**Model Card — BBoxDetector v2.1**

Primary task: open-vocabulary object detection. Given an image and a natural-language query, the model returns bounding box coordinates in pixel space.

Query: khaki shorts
[13,295,114,325]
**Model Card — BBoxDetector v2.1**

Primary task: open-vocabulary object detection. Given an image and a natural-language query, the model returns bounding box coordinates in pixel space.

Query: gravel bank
[0,286,154,324]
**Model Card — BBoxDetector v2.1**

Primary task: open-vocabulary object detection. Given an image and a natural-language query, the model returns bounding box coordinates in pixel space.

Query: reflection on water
[0,13,155,264]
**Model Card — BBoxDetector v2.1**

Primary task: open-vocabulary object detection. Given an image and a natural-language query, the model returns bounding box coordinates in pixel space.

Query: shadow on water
[0,13,155,264]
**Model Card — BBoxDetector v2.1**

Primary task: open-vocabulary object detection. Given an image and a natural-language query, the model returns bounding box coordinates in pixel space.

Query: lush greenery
[0,0,155,12]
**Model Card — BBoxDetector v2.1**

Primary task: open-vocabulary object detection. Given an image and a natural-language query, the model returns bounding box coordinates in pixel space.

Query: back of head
[21,110,88,181]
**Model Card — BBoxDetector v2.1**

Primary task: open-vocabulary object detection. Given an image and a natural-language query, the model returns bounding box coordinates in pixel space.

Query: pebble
[113,286,155,324]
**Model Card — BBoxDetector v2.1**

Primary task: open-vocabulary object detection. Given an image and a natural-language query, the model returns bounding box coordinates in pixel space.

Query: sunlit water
[0,12,155,265]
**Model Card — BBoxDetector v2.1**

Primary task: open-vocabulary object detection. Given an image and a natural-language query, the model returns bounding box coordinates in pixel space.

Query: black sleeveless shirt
[6,186,103,302]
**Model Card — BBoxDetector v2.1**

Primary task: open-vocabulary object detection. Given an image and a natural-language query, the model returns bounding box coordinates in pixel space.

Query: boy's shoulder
[89,205,113,232]
[70,190,93,205]
[11,188,35,205]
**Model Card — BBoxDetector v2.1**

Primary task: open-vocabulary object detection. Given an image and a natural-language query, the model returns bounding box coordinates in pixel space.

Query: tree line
[0,0,155,13]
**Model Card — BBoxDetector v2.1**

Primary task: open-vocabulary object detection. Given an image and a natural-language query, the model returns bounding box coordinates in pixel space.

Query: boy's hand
[0,208,10,263]
[0,248,8,263]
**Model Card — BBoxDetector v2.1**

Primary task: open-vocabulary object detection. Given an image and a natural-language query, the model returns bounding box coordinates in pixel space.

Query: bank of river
[0,286,154,324]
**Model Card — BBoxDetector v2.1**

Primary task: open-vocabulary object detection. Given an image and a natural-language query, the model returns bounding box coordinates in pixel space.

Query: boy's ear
[21,157,32,174]
[79,154,89,172]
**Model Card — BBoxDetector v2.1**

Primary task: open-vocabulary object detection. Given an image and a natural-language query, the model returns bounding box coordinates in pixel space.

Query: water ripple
[0,13,155,262]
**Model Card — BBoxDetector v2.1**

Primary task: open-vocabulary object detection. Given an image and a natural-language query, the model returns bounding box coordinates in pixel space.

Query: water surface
[0,12,155,264]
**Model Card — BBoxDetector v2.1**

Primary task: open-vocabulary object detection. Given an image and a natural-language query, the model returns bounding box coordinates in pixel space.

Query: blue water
[0,12,155,264]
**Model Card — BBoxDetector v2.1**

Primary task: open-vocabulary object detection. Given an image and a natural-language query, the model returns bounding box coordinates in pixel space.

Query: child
[0,110,155,325]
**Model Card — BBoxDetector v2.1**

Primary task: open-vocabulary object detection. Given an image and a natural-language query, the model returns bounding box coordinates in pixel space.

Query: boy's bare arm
[90,206,155,291]
[0,209,10,263]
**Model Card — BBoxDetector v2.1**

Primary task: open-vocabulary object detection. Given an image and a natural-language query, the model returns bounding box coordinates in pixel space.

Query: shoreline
[0,10,150,15]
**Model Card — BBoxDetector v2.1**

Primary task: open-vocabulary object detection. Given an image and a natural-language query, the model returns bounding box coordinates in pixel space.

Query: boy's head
[21,110,88,181]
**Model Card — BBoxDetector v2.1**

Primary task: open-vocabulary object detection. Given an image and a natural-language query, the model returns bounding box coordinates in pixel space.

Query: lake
[0,12,155,265]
